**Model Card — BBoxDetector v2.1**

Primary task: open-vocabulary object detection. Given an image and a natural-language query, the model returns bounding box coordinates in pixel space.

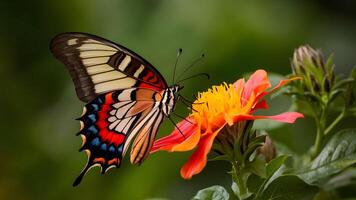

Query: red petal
[151,117,198,153]
[242,70,271,101]
[233,112,304,123]
[252,99,268,112]
[262,112,304,123]
[256,77,301,101]
[180,128,221,179]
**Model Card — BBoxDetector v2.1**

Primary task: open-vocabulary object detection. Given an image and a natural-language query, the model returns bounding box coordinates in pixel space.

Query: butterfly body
[50,32,183,186]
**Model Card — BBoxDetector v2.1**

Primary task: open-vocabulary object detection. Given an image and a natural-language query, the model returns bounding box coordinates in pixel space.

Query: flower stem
[311,124,323,158]
[311,108,326,159]
[231,161,249,199]
[325,110,346,135]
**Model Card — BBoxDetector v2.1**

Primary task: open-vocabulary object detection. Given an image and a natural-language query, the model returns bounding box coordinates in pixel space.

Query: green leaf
[231,181,252,200]
[312,191,339,200]
[247,173,264,193]
[266,155,289,178]
[329,89,345,103]
[192,185,229,200]
[351,66,356,79]
[260,175,319,200]
[209,155,231,162]
[253,155,288,199]
[248,135,266,148]
[243,141,265,162]
[291,97,315,117]
[274,142,296,157]
[298,129,356,185]
[332,78,355,90]
[248,158,267,178]
[323,167,356,190]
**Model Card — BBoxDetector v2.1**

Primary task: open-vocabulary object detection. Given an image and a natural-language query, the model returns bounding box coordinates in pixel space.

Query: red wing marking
[96,93,125,146]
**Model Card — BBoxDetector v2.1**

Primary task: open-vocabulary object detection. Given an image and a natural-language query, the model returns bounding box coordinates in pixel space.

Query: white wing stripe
[77,43,117,51]
[108,119,120,130]
[80,51,116,58]
[86,64,113,74]
[117,88,135,101]
[114,117,131,132]
[118,55,131,71]
[82,57,110,66]
[122,107,159,156]
[94,78,136,94]
[134,65,145,78]
[112,101,131,109]
[115,102,136,118]
[91,71,125,83]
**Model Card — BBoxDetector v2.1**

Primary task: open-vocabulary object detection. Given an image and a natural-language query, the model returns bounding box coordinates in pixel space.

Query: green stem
[311,124,323,158]
[254,179,267,200]
[231,161,249,199]
[311,108,326,159]
[325,110,346,135]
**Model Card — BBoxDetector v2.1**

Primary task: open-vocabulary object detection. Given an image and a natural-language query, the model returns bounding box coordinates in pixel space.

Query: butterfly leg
[178,96,199,112]
[166,115,187,139]
[172,112,193,124]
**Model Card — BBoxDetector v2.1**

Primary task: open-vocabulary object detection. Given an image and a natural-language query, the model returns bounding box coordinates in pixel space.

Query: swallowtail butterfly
[50,32,185,186]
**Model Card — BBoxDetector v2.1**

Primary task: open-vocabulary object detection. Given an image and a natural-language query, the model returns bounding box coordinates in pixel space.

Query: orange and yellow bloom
[151,70,304,179]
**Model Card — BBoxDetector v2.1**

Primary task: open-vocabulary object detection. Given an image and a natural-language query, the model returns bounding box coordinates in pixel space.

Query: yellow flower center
[192,82,255,129]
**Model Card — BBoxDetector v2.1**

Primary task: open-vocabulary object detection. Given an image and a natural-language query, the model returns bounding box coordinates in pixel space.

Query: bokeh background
[1,0,356,199]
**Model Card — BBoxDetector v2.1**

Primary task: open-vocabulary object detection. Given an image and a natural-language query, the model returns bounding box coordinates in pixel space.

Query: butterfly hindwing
[130,108,165,164]
[74,87,165,186]
[50,32,168,102]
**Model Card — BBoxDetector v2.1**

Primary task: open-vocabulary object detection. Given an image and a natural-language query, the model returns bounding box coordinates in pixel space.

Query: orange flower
[151,70,304,179]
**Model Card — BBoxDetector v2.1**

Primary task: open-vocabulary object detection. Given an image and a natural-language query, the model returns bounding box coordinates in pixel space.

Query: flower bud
[258,134,276,162]
[291,45,335,97]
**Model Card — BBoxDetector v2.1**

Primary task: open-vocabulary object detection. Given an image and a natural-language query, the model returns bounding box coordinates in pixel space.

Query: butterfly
[50,32,187,186]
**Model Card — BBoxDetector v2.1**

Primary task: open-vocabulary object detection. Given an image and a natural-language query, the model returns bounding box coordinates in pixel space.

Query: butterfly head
[169,84,184,94]
[175,84,184,92]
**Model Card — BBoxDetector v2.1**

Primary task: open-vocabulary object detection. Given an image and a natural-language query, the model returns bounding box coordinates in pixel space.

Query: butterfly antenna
[176,53,205,82]
[173,48,183,84]
[176,73,210,84]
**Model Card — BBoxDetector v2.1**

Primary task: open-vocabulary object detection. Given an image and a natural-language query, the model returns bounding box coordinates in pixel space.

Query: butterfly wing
[130,106,165,165]
[50,32,168,102]
[74,87,165,186]
[50,33,172,186]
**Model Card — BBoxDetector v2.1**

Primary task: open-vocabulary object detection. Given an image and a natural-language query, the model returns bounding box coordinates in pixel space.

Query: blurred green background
[1,0,356,199]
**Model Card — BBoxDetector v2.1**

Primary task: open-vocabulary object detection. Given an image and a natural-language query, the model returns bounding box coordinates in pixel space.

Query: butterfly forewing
[50,32,167,102]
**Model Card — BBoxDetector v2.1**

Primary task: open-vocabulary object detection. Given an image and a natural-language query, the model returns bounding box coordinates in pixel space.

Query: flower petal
[252,99,268,112]
[233,78,245,92]
[180,126,223,179]
[232,112,304,123]
[242,70,271,101]
[261,112,304,123]
[256,77,301,100]
[151,117,199,153]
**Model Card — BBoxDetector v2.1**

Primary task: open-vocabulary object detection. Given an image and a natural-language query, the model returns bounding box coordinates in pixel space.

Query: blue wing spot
[95,97,104,104]
[109,145,116,153]
[117,144,123,155]
[87,125,98,135]
[88,114,96,122]
[91,104,99,111]
[100,143,107,151]
[91,137,100,146]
